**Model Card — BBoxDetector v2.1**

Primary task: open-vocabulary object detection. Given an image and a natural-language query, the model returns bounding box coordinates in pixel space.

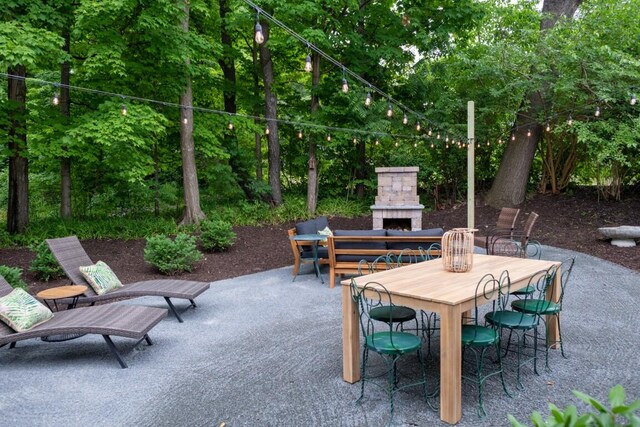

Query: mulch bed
[1,187,638,295]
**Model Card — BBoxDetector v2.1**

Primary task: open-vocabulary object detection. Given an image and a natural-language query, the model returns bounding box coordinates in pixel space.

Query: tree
[258,18,282,205]
[179,0,205,225]
[485,0,584,208]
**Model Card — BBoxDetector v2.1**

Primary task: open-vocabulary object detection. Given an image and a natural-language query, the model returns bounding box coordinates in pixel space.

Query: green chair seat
[485,310,537,329]
[461,325,499,346]
[366,331,422,355]
[511,285,535,296]
[511,299,559,314]
[369,305,416,324]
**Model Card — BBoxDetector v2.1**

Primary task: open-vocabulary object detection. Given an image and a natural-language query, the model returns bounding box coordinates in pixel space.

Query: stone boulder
[597,226,640,247]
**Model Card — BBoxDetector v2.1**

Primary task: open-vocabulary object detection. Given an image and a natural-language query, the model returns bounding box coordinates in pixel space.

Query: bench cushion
[386,228,445,250]
[301,247,329,260]
[295,216,330,251]
[333,230,387,250]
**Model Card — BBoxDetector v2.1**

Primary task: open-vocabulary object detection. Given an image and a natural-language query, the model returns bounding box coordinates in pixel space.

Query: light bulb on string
[568,115,573,126]
[52,92,59,106]
[416,121,421,132]
[527,129,531,137]
[304,44,312,72]
[365,88,372,107]
[595,106,600,117]
[511,133,515,141]
[228,119,234,130]
[402,113,408,125]
[486,141,490,146]
[427,128,432,136]
[413,142,417,148]
[436,133,440,140]
[546,122,551,132]
[445,135,449,143]
[341,69,348,93]
[375,139,379,145]
[395,141,399,147]
[254,12,264,44]
[430,143,434,148]
[326,134,331,142]
[631,94,637,106]
[353,137,357,145]
[298,129,303,139]
[498,139,503,145]
[183,117,188,125]
[121,100,127,116]
[386,104,393,117]
[265,125,270,135]
[477,142,480,148]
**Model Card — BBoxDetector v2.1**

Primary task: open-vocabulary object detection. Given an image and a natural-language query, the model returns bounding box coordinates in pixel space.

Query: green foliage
[199,219,236,252]
[508,385,640,427]
[143,233,202,275]
[28,241,63,282]
[0,266,27,290]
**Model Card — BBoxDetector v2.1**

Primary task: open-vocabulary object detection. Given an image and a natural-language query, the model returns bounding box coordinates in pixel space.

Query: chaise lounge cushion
[0,288,54,332]
[386,228,445,250]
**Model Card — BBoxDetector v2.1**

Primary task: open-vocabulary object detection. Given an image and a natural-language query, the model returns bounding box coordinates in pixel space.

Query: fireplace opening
[383,218,412,230]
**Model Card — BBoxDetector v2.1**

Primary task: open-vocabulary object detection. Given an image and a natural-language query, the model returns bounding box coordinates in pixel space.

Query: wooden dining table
[341,254,561,425]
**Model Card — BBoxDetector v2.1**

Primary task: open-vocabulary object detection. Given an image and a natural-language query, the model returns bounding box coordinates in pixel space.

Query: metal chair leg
[102,335,128,369]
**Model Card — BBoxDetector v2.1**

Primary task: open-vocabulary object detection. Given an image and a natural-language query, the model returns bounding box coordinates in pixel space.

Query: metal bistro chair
[357,255,418,332]
[484,267,553,389]
[350,280,436,421]
[462,271,512,417]
[511,257,576,370]
[487,212,540,260]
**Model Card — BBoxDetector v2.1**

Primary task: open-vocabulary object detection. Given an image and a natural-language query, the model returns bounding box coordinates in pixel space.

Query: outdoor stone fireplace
[371,167,424,230]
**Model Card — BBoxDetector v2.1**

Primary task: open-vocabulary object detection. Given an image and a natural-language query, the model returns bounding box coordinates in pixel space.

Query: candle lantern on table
[442,228,476,272]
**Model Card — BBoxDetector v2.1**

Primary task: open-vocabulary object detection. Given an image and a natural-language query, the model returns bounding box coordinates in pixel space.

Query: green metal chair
[462,271,512,417]
[511,257,575,370]
[418,242,442,261]
[357,255,418,331]
[484,267,553,389]
[350,280,435,421]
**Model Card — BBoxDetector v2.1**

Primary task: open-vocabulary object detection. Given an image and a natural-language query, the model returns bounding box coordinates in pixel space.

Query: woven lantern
[442,228,477,272]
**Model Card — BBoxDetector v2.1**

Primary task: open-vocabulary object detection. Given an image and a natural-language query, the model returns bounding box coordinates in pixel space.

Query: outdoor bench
[326,228,444,288]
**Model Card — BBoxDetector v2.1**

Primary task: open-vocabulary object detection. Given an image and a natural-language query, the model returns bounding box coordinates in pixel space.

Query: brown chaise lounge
[0,276,167,368]
[47,236,210,323]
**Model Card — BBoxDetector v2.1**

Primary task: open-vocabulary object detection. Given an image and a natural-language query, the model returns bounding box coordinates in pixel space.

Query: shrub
[0,266,27,289]
[199,219,236,252]
[508,385,640,427]
[144,233,202,275]
[29,241,63,281]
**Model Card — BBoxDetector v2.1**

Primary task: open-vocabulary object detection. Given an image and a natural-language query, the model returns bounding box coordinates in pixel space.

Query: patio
[2,245,638,426]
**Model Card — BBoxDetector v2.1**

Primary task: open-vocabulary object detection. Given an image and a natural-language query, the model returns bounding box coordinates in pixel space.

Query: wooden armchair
[474,207,521,251]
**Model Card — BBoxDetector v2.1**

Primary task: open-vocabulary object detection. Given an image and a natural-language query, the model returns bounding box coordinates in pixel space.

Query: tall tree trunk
[258,19,282,205]
[306,53,321,213]
[60,30,72,219]
[7,66,29,234]
[354,0,369,199]
[179,0,205,226]
[485,0,583,208]
[253,40,262,182]
[218,0,236,117]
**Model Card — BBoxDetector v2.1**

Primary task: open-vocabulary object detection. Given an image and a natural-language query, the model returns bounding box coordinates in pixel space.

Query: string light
[430,143,434,148]
[511,133,515,141]
[254,12,264,44]
[386,103,393,117]
[486,141,490,146]
[631,93,637,106]
[526,129,531,137]
[402,113,408,125]
[445,135,449,143]
[568,115,573,126]
[183,117,188,125]
[395,141,399,147]
[304,44,312,72]
[228,119,234,130]
[52,92,59,106]
[546,122,551,132]
[265,125,270,135]
[416,121,421,132]
[436,133,441,140]
[121,97,127,115]
[375,139,379,145]
[326,134,331,141]
[341,69,348,93]
[413,142,417,148]
[352,137,357,144]
[364,88,372,107]
[427,128,431,136]
[594,106,600,117]
[298,129,303,139]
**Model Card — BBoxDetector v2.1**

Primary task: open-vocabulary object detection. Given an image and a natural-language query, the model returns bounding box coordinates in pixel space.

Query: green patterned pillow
[79,261,123,295]
[0,288,54,332]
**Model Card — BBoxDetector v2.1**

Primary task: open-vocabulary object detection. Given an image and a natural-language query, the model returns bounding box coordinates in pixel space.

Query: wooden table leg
[342,283,360,383]
[546,265,562,349]
[440,304,462,424]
